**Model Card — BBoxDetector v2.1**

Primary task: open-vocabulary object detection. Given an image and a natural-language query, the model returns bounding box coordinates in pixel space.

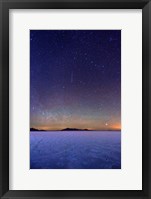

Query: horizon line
[30,127,121,131]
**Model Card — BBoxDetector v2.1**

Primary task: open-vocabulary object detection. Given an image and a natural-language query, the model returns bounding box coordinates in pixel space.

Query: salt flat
[30,131,121,169]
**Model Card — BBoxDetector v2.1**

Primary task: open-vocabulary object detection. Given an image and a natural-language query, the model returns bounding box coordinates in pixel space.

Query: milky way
[30,30,121,130]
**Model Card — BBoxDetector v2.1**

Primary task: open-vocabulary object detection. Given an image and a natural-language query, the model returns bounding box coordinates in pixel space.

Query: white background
[9,9,142,190]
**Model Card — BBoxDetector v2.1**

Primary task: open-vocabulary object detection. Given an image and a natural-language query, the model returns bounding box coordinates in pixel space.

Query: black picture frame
[0,0,150,198]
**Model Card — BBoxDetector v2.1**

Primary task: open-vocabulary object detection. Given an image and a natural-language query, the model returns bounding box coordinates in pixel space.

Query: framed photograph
[0,0,150,198]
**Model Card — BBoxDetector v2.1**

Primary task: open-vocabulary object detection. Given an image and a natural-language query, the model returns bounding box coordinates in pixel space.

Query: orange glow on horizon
[111,123,121,131]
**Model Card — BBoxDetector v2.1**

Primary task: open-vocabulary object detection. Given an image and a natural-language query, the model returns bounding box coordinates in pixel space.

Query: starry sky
[30,30,121,131]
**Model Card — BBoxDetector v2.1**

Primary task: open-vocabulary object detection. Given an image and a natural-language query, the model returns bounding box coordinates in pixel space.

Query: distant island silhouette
[61,128,89,131]
[30,128,45,131]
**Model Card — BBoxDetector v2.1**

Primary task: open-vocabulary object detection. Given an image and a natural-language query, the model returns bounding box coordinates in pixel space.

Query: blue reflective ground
[30,131,121,169]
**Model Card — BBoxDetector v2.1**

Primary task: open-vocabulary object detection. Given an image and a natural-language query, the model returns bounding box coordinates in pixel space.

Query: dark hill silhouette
[61,128,89,131]
[30,128,45,131]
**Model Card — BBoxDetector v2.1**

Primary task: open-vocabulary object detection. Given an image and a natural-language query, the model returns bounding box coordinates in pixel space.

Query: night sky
[30,30,121,131]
